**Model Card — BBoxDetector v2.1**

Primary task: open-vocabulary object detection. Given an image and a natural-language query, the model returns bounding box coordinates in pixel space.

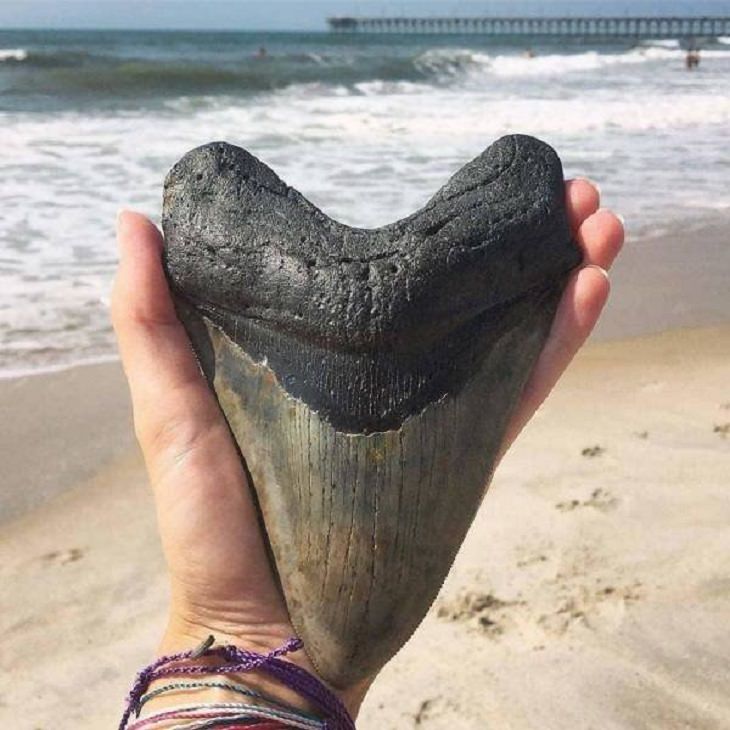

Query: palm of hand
[112,179,623,710]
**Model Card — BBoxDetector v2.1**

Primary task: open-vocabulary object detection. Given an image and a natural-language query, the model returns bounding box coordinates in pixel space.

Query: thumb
[111,211,284,613]
[111,210,223,481]
[501,264,610,453]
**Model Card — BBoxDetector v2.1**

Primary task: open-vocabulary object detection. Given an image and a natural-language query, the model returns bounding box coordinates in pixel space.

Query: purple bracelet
[119,635,355,730]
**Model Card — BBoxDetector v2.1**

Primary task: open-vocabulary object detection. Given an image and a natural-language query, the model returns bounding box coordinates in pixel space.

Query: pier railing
[326,16,730,38]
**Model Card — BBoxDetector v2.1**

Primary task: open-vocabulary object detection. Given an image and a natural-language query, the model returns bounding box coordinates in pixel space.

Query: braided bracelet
[129,696,318,728]
[119,635,355,730]
[137,678,317,717]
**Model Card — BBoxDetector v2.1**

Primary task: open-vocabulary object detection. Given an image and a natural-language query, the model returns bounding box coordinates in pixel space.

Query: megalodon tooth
[161,134,581,688]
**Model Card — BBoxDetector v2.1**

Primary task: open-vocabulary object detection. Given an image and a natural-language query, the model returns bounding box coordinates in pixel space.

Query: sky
[1,1,728,31]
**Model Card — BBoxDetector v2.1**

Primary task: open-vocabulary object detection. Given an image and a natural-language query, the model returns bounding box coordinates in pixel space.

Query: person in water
[113,180,624,724]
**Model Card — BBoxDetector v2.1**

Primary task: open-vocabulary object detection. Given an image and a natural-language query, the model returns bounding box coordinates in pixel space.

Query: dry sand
[1,222,729,728]
[1,324,728,729]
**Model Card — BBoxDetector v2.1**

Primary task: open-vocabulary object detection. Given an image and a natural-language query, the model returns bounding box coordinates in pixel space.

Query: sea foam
[1,35,729,373]
[0,48,28,62]
[412,45,702,80]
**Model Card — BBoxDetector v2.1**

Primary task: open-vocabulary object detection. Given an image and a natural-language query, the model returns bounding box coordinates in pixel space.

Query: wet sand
[594,218,730,340]
[0,361,133,523]
[0,222,729,728]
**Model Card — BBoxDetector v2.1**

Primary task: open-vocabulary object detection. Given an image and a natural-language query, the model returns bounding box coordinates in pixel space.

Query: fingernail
[586,264,610,281]
[616,213,626,227]
[576,177,601,197]
[116,208,127,230]
[116,209,130,255]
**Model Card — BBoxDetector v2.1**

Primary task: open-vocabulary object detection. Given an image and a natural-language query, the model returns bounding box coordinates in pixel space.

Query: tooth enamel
[162,134,580,687]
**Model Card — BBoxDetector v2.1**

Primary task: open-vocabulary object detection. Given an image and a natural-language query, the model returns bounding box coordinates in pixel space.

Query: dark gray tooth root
[162,134,582,687]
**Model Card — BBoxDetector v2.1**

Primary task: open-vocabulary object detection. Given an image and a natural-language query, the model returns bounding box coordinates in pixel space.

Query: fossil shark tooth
[162,134,581,688]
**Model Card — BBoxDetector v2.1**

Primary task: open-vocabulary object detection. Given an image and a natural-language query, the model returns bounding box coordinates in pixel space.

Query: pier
[327,16,730,38]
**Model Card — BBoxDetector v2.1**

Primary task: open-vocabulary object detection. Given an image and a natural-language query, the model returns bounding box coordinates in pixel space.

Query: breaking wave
[411,45,719,80]
[5,43,730,108]
[0,48,28,62]
[639,38,681,49]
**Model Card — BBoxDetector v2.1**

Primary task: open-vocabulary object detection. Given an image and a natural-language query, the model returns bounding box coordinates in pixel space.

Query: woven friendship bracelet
[119,635,355,730]
[127,702,323,729]
[175,721,291,730]
[176,718,310,729]
[129,706,320,729]
[179,725,289,730]
[137,678,322,718]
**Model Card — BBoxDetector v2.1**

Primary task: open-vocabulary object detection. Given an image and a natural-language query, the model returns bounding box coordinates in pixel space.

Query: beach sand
[1,227,729,728]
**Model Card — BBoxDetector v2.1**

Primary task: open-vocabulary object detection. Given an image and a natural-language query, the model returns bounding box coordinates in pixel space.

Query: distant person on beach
[523,47,535,59]
[255,45,268,60]
[686,48,700,70]
[112,180,624,725]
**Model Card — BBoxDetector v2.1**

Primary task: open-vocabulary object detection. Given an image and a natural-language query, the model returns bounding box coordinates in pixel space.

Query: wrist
[158,615,371,720]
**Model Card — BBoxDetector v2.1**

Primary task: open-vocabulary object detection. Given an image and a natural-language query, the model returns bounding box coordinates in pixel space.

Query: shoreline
[0,360,134,523]
[2,210,730,383]
[593,214,730,339]
[0,352,120,382]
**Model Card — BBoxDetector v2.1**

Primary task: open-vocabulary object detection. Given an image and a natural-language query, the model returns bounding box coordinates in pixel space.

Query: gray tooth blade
[162,134,581,687]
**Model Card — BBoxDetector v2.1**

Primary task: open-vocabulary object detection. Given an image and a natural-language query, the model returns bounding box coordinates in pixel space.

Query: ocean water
[1,29,729,374]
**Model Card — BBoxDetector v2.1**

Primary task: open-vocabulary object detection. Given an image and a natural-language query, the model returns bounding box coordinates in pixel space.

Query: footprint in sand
[556,488,619,513]
[538,580,643,636]
[40,547,84,566]
[436,591,524,638]
[413,698,438,726]
[516,554,549,569]
[439,576,643,644]
[713,422,730,438]
[581,445,605,457]
[412,696,462,727]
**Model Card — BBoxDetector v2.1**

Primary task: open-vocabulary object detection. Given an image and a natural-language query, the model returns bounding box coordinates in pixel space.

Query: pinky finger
[501,265,610,452]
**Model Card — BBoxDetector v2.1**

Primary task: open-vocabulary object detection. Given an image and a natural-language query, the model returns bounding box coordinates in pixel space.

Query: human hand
[111,178,622,716]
